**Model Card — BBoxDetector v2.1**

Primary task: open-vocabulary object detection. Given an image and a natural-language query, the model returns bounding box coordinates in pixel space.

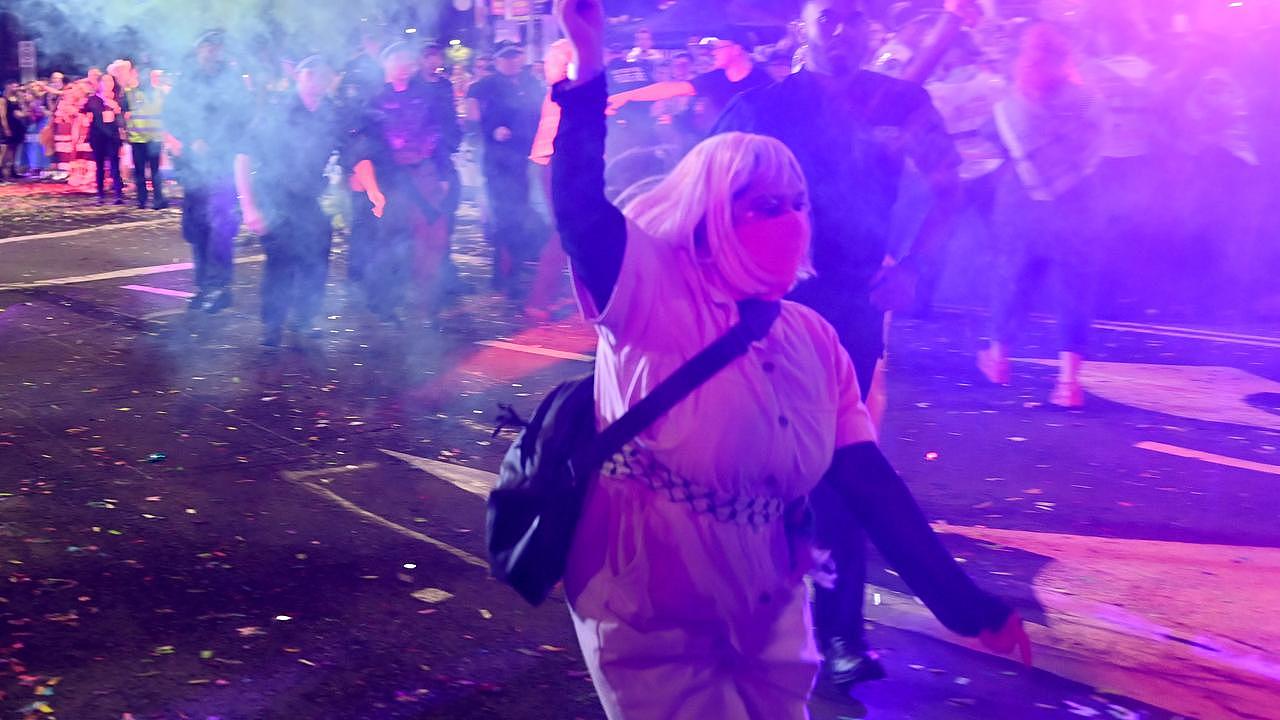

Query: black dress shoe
[187,291,208,312]
[199,289,233,314]
[153,200,169,210]
[822,638,887,693]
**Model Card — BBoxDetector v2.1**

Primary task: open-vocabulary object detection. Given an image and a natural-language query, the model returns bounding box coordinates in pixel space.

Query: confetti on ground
[411,588,454,604]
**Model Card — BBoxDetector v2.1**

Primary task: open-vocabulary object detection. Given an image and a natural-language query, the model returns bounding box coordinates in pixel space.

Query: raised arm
[607,80,696,114]
[552,0,627,310]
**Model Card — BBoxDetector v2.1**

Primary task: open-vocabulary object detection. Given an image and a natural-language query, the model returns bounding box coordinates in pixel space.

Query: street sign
[17,41,37,83]
[490,0,533,19]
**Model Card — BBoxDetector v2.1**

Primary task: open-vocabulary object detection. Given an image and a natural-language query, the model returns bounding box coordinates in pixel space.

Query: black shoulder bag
[486,299,781,606]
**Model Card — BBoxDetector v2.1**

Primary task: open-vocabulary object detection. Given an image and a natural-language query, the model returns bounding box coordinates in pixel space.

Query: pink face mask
[732,211,811,300]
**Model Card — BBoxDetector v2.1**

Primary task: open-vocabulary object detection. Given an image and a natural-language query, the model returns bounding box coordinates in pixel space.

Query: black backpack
[486,299,781,606]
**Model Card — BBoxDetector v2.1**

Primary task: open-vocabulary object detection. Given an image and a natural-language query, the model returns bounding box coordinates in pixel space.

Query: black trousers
[347,189,376,284]
[484,153,545,283]
[91,139,124,199]
[130,141,165,207]
[260,202,332,330]
[364,165,449,316]
[180,182,239,292]
[799,287,882,654]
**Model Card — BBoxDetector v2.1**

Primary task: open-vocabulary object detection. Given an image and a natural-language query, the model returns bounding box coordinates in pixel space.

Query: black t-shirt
[242,93,345,222]
[353,81,455,173]
[164,61,250,184]
[340,54,386,110]
[82,94,123,145]
[687,66,772,135]
[467,70,543,159]
[714,69,959,300]
[411,75,463,157]
[605,58,657,137]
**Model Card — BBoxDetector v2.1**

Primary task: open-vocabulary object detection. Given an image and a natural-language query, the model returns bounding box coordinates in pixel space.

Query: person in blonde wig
[550,1,1028,718]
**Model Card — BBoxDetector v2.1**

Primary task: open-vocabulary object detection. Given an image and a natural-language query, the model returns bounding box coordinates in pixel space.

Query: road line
[475,339,594,362]
[141,308,189,320]
[1094,318,1280,343]
[0,254,265,291]
[1090,323,1280,350]
[296,481,488,569]
[0,218,176,245]
[121,284,196,299]
[1136,441,1280,476]
[281,463,380,481]
[935,303,1280,348]
[381,449,495,497]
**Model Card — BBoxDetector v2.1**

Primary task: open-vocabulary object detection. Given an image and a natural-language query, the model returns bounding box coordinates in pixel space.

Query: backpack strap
[575,298,781,475]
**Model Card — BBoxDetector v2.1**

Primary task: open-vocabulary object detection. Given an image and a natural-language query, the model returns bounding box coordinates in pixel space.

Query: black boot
[199,288,233,314]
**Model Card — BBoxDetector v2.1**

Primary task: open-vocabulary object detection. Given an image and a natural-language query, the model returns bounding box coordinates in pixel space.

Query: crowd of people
[1,64,173,205]
[3,0,1275,716]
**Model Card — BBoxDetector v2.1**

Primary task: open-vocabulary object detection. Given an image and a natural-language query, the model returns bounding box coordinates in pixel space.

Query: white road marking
[0,218,176,246]
[1090,322,1280,350]
[141,308,189,320]
[937,304,1280,348]
[293,480,488,569]
[0,254,265,291]
[281,463,380,481]
[475,339,593,362]
[1095,318,1280,344]
[121,284,196,299]
[1135,440,1280,476]
[381,449,496,497]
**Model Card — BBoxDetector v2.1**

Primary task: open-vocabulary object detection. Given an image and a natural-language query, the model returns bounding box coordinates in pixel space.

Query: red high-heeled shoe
[979,610,1033,665]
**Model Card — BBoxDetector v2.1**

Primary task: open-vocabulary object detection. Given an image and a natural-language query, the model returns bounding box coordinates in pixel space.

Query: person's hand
[979,610,1033,665]
[605,93,629,116]
[944,0,983,27]
[241,203,267,235]
[493,126,513,142]
[555,0,606,80]
[367,189,387,218]
[869,261,919,312]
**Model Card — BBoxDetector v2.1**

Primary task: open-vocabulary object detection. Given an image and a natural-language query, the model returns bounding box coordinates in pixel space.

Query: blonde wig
[622,131,815,299]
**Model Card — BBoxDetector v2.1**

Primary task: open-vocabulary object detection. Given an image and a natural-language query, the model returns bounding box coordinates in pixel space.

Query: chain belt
[600,444,786,529]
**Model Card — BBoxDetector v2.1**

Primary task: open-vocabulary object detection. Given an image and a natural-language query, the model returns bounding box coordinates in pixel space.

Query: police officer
[349,41,455,325]
[416,41,466,299]
[165,30,247,314]
[339,24,390,291]
[465,40,544,294]
[235,56,346,347]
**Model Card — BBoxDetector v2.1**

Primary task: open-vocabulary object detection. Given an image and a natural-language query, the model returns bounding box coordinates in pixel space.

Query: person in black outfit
[417,41,466,298]
[465,40,545,294]
[165,30,248,314]
[607,27,771,146]
[1,82,29,179]
[601,41,658,157]
[235,56,346,347]
[340,24,390,289]
[82,74,126,205]
[713,0,973,700]
[348,42,456,324]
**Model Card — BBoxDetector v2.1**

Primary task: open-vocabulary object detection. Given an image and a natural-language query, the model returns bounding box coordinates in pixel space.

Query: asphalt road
[2,183,1278,720]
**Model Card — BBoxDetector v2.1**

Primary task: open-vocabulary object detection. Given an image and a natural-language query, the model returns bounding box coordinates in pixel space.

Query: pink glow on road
[121,284,196,299]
